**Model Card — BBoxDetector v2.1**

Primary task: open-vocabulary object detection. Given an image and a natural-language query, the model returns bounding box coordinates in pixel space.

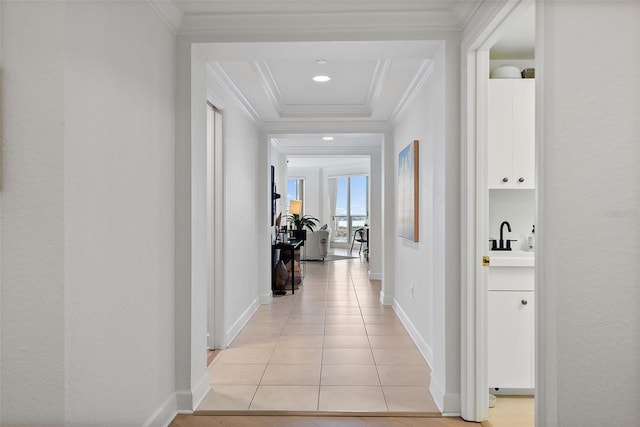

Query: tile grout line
[329,259,381,411]
[208,256,436,413]
[250,269,304,411]
[352,260,391,412]
[317,270,329,412]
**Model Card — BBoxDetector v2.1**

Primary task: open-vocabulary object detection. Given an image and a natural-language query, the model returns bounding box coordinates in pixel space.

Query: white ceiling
[200,41,441,123]
[161,1,534,152]
[198,40,442,153]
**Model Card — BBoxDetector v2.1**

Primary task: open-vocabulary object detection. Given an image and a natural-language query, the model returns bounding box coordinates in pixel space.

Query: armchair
[304,229,330,261]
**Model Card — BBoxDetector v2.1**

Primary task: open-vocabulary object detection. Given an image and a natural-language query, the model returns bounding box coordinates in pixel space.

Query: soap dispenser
[528,225,535,251]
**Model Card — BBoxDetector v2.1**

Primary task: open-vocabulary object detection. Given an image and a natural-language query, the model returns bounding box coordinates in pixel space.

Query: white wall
[1,2,177,426]
[392,38,461,413]
[393,79,436,359]
[1,3,65,425]
[215,85,262,343]
[538,2,640,426]
[287,166,322,220]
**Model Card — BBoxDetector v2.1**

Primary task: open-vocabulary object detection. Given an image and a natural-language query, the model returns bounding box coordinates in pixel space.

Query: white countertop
[489,250,535,267]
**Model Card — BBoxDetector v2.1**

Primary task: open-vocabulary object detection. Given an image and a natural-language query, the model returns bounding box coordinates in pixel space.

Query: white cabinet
[488,79,535,189]
[488,266,535,389]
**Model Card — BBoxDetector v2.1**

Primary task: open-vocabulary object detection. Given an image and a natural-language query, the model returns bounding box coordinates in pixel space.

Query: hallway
[198,255,439,414]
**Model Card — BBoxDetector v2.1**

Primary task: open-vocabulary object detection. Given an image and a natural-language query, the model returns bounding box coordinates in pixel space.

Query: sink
[489,250,535,267]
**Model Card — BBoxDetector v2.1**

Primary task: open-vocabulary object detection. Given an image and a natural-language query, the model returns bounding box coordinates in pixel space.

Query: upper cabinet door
[488,79,514,188]
[488,79,535,189]
[512,79,535,189]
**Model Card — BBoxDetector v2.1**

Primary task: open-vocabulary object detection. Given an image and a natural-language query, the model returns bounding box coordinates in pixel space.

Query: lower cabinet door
[488,291,534,389]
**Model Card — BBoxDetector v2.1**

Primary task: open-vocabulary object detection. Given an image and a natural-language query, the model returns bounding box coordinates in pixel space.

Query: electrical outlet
[410,284,414,299]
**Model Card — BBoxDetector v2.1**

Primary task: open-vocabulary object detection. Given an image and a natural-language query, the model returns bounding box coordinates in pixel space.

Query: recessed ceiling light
[316,59,327,65]
[312,75,331,83]
[323,136,335,141]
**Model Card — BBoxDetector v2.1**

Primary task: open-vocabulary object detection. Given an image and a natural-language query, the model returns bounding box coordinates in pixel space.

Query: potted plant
[285,213,320,241]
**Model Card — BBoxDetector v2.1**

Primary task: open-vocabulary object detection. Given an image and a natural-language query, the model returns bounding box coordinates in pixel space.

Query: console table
[272,239,303,295]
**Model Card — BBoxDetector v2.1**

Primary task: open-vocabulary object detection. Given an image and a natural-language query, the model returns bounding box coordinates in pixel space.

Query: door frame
[460,0,535,421]
[206,98,226,351]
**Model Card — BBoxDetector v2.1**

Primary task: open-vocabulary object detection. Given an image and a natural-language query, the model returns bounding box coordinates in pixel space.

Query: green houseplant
[285,214,320,240]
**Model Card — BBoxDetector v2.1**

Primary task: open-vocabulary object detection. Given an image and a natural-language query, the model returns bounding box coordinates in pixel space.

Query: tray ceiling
[153,1,491,149]
[201,41,440,123]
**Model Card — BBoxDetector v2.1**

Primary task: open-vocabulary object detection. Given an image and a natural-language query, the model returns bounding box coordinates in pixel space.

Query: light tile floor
[198,253,440,414]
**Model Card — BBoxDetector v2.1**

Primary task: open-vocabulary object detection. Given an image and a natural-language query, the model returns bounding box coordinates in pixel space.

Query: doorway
[282,154,375,262]
[461,1,536,424]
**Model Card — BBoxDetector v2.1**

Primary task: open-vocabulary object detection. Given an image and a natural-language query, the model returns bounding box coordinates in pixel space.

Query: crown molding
[277,144,382,157]
[262,121,391,135]
[270,137,285,152]
[390,60,434,123]
[252,61,285,116]
[207,62,262,123]
[366,59,392,111]
[146,0,183,35]
[280,105,373,119]
[178,11,463,37]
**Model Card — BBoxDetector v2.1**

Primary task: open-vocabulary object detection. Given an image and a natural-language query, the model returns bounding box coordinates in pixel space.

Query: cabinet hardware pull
[502,177,509,183]
[521,299,528,305]
[518,177,525,183]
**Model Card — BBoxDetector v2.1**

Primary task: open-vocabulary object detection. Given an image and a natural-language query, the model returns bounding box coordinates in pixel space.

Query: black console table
[272,239,303,295]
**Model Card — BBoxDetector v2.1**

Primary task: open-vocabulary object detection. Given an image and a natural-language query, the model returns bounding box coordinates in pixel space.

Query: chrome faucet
[490,221,517,251]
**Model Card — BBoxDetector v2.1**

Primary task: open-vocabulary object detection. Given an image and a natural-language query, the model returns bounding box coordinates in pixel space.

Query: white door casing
[460,0,536,422]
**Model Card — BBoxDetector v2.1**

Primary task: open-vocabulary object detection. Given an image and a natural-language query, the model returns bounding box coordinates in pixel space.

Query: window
[332,175,369,243]
[286,178,304,214]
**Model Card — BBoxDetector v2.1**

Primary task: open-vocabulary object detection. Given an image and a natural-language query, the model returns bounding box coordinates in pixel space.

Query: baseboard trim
[369,272,383,281]
[176,390,193,414]
[224,296,260,347]
[174,369,211,416]
[141,392,177,427]
[392,300,434,367]
[379,291,394,305]
[442,392,461,415]
[430,376,446,413]
[259,291,273,304]
[192,371,211,411]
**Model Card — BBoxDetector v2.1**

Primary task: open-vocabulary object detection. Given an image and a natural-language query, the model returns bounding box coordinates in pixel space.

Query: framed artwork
[398,140,419,241]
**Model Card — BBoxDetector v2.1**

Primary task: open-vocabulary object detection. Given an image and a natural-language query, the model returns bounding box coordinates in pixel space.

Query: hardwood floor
[207,349,221,366]
[170,414,488,427]
[488,395,534,427]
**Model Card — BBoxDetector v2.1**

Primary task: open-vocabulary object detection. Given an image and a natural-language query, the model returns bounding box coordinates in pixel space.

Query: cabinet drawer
[489,267,534,291]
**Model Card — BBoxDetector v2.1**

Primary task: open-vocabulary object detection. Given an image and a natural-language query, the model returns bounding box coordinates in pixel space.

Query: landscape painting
[397,140,419,241]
